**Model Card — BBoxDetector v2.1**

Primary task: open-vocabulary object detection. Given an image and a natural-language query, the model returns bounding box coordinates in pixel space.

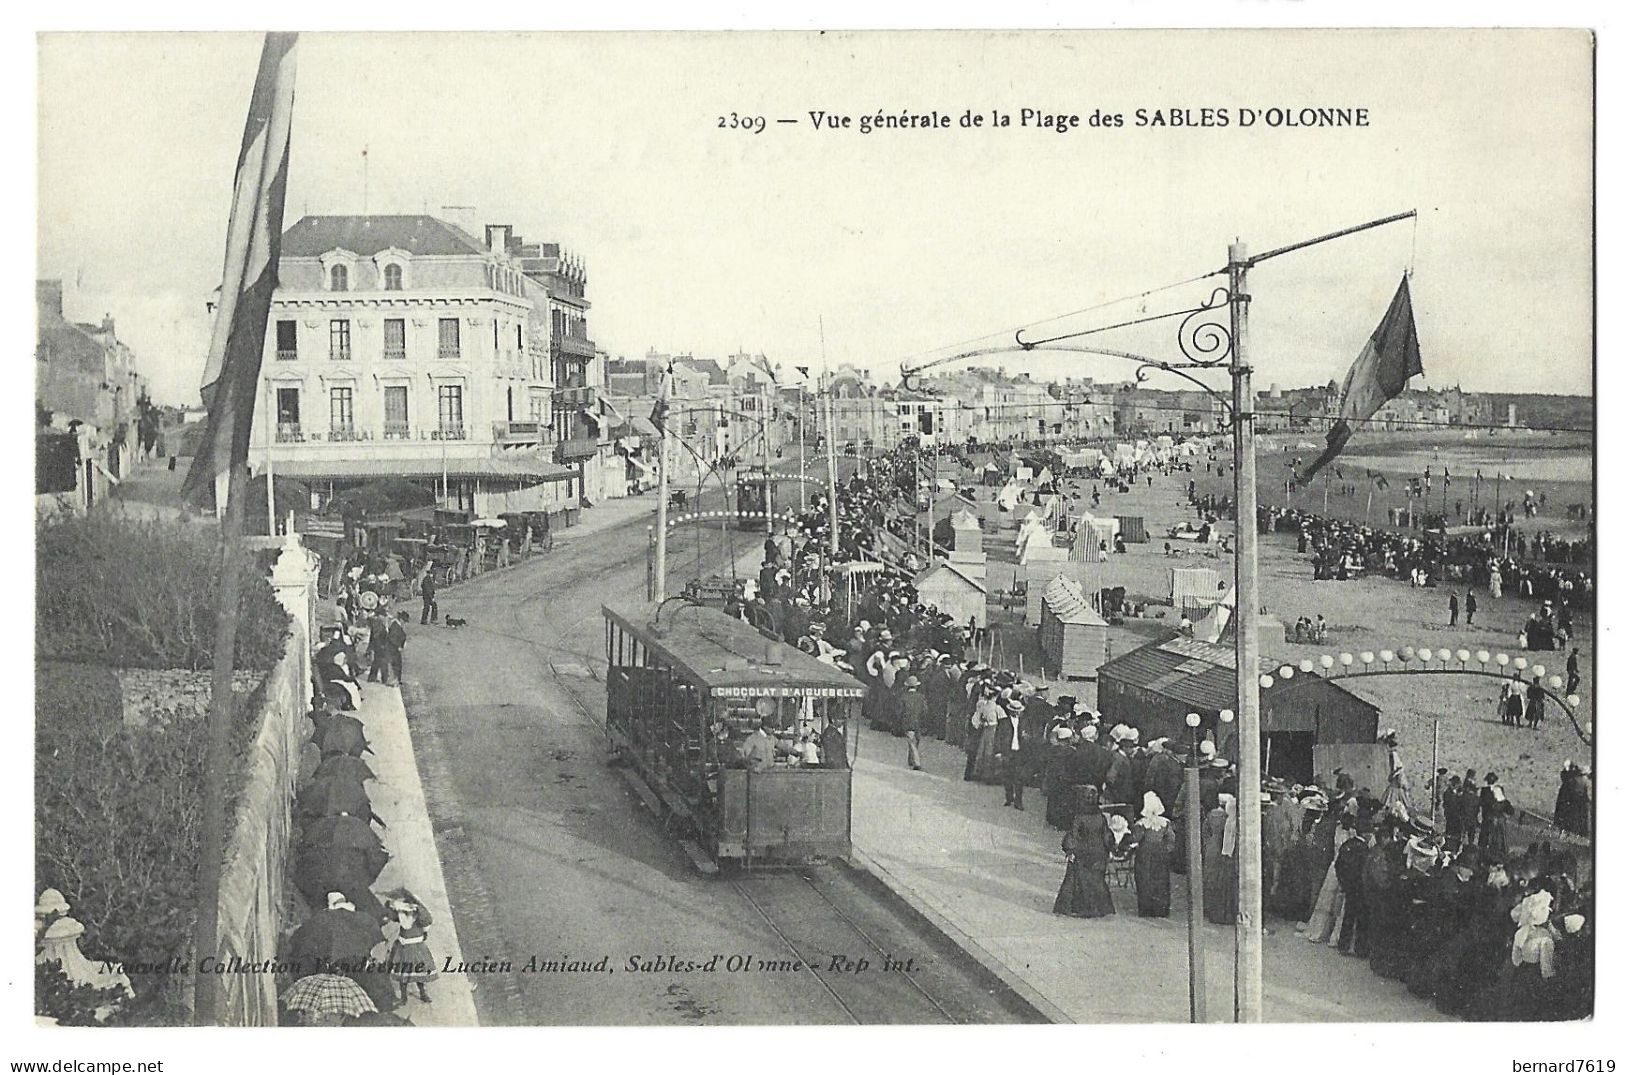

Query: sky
[37,29,1593,405]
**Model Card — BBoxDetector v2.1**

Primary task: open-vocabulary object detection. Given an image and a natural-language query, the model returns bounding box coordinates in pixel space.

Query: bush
[35,663,269,1024]
[37,514,290,671]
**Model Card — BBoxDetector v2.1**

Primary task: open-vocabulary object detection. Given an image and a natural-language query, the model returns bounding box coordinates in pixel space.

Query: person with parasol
[385,890,439,1006]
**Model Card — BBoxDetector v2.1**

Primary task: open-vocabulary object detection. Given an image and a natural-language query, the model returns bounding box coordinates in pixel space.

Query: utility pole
[1227,239,1264,1023]
[820,317,840,558]
[1184,713,1208,1024]
[654,362,672,603]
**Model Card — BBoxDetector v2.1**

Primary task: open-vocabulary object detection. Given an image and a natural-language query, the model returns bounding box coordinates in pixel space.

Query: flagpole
[195,404,247,1025]
[654,363,671,603]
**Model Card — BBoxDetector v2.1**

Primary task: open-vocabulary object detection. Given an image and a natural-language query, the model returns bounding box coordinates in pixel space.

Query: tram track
[409,490,1044,1023]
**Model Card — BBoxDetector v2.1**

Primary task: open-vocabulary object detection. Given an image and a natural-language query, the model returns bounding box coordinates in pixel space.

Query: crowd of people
[712,436,1597,1022]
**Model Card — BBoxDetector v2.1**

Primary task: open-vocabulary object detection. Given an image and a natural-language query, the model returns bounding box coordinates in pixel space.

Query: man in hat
[740,717,776,772]
[1334,820,1375,957]
[900,676,926,771]
[1143,738,1183,811]
[994,697,1027,809]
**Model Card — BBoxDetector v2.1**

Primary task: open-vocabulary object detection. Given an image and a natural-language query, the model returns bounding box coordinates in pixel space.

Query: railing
[382,347,407,361]
[555,334,596,360]
[275,348,297,361]
[553,385,596,408]
[330,348,351,361]
[433,425,466,441]
[275,423,303,443]
[437,346,461,360]
[383,422,411,440]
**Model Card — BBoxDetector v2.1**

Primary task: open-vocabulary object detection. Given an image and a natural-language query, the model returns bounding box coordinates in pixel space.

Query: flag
[1298,276,1423,483]
[182,33,299,503]
[1367,469,1389,490]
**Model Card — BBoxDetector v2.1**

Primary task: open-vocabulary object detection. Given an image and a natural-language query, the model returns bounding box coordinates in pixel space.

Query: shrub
[37,514,290,671]
[35,663,269,1024]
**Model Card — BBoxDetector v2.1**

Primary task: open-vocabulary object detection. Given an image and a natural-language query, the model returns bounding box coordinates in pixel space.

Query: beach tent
[1039,574,1111,678]
[915,562,988,630]
[1071,511,1119,562]
[1117,515,1148,544]
[996,482,1025,513]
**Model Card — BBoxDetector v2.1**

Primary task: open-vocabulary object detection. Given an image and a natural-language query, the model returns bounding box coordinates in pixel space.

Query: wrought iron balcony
[437,346,461,360]
[382,347,407,361]
[554,334,596,360]
[330,348,352,362]
[552,385,596,409]
[275,348,298,361]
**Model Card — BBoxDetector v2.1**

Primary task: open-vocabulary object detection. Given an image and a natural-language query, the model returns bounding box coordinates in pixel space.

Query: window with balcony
[383,318,406,360]
[330,386,355,438]
[275,320,297,360]
[438,318,460,359]
[438,384,465,439]
[275,386,301,441]
[384,385,410,438]
[330,319,351,361]
[383,263,403,291]
[330,264,348,292]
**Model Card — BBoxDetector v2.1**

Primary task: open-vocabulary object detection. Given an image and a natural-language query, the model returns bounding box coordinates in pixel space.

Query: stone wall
[113,668,265,729]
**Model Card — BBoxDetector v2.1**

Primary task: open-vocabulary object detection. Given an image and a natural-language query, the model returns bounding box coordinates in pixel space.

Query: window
[383,263,403,291]
[493,320,500,352]
[384,385,410,438]
[438,384,464,437]
[329,319,351,360]
[383,318,406,359]
[275,387,301,440]
[275,320,297,359]
[330,264,348,291]
[516,324,523,351]
[330,386,354,434]
[438,318,460,358]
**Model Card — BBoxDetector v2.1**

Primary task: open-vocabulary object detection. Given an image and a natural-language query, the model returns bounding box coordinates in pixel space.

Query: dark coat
[1144,752,1183,809]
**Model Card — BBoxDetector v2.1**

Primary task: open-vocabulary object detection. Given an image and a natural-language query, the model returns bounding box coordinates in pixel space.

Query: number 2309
[718,113,766,134]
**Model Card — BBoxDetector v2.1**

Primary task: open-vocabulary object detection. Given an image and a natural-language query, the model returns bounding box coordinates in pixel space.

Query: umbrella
[312,712,371,757]
[301,815,389,881]
[298,774,373,822]
[312,754,375,785]
[293,848,386,920]
[289,907,384,970]
[282,974,377,1020]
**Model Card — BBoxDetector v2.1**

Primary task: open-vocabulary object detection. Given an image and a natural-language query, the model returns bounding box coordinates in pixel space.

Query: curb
[846,845,1072,1024]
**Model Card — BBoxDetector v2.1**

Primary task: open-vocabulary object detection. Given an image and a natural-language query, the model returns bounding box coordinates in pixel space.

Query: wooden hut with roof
[1038,574,1111,679]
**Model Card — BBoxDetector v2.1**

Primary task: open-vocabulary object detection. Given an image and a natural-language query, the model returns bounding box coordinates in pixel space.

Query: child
[387,894,438,1005]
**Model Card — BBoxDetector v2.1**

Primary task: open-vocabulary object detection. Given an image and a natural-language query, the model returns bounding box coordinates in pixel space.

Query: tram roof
[602,602,868,698]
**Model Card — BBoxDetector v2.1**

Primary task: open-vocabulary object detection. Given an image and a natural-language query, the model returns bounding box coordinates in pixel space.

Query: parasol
[312,754,376,785]
[288,908,383,971]
[297,774,374,822]
[293,849,386,921]
[313,712,372,757]
[282,974,377,1019]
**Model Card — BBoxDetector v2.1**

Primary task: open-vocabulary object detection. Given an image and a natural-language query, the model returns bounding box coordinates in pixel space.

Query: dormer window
[383,263,403,291]
[329,264,349,291]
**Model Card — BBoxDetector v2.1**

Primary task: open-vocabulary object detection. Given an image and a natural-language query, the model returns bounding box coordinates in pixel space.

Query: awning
[270,456,575,483]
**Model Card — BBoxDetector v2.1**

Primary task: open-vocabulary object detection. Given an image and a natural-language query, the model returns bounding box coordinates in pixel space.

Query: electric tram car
[734,467,778,531]
[602,601,865,865]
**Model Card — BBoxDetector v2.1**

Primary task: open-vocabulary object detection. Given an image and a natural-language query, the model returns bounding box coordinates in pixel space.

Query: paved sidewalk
[849,731,1447,1023]
[352,684,480,1026]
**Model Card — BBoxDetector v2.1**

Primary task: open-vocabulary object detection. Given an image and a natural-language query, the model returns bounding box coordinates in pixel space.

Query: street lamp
[1184,711,1207,1024]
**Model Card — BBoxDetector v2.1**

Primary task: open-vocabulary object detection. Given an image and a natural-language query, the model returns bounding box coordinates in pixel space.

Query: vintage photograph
[31,27,1595,1035]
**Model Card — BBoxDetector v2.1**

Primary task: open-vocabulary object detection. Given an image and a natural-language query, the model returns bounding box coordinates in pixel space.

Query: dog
[444,616,468,628]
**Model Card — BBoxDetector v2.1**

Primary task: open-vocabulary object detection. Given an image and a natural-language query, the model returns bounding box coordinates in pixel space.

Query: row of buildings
[36,280,148,515]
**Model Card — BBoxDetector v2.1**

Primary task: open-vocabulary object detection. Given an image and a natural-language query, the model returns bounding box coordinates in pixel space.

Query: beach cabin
[1021,546,1077,625]
[1095,635,1381,783]
[1039,575,1111,679]
[949,508,983,556]
[1117,515,1148,544]
[915,562,988,631]
[1071,512,1120,562]
[1169,566,1224,619]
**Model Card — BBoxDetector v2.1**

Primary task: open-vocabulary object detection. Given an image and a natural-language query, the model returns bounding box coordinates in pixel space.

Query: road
[402,490,1038,1025]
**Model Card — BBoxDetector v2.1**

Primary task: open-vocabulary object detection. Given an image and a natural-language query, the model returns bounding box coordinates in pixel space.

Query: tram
[602,601,865,865]
[734,466,777,531]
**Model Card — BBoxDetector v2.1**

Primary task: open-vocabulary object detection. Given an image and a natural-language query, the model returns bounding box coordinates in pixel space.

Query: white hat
[1563,914,1586,934]
[1054,726,1074,741]
[1109,724,1133,741]
[1199,741,1216,759]
[1079,725,1099,741]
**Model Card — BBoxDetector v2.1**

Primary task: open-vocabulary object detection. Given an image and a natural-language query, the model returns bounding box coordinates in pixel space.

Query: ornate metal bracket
[1177,287,1233,366]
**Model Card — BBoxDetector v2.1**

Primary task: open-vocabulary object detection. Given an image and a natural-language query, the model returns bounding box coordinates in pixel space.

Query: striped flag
[1300,276,1423,483]
[182,33,299,503]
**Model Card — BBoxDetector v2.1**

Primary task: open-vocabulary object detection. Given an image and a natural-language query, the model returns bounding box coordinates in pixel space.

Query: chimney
[1270,383,1282,398]
[484,224,513,254]
[36,279,63,316]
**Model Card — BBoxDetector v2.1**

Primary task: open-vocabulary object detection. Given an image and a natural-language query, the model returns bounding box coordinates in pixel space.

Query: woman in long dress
[1133,791,1174,917]
[1203,794,1239,925]
[1054,787,1116,918]
[971,692,1002,783]
[1299,817,1357,944]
